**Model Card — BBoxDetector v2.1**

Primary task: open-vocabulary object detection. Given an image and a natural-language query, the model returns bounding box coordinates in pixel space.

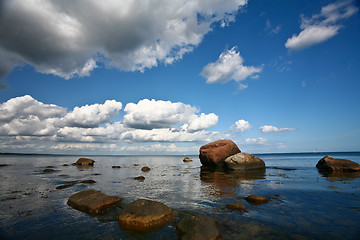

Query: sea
[0,152,359,240]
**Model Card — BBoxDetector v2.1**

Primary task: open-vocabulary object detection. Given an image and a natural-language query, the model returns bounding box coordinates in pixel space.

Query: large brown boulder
[316,155,360,172]
[67,190,122,214]
[118,199,174,231]
[176,215,223,240]
[74,158,95,166]
[224,152,265,170]
[199,139,241,167]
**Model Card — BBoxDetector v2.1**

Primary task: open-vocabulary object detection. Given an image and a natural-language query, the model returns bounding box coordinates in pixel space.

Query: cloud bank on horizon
[0,95,293,154]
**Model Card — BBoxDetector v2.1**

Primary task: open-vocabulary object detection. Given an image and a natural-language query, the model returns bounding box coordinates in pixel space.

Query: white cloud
[285,0,358,50]
[0,95,225,154]
[62,100,122,128]
[123,99,218,131]
[0,0,248,82]
[200,46,262,88]
[259,125,296,133]
[245,137,268,145]
[231,119,252,132]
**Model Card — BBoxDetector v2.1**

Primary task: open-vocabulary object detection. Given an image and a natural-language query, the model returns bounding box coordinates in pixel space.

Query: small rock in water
[316,155,360,172]
[67,190,122,214]
[43,168,55,173]
[176,215,222,240]
[134,176,145,181]
[112,165,121,168]
[74,158,95,166]
[183,157,193,162]
[80,179,96,184]
[141,166,150,172]
[226,201,246,212]
[118,199,174,231]
[244,194,269,204]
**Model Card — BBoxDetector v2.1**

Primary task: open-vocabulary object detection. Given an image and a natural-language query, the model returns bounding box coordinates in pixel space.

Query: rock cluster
[199,139,265,170]
[199,139,240,167]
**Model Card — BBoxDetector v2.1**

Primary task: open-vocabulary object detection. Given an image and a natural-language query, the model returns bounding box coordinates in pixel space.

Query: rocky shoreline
[61,139,360,239]
[1,139,359,239]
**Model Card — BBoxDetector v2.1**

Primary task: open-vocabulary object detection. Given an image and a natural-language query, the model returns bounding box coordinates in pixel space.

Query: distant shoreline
[1,151,359,157]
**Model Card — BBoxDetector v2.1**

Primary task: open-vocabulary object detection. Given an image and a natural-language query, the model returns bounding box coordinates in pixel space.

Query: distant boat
[314,148,316,153]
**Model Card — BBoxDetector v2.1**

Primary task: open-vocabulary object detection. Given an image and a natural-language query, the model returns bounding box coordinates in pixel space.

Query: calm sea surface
[0,152,359,239]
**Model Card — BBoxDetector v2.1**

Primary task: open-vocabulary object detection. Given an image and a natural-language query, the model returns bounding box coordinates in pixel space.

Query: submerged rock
[43,168,55,173]
[224,152,265,170]
[80,179,96,184]
[176,215,222,240]
[183,157,193,162]
[112,165,121,168]
[67,190,122,214]
[74,158,95,166]
[316,155,360,172]
[226,201,246,212]
[118,199,174,231]
[244,194,269,204]
[199,139,241,167]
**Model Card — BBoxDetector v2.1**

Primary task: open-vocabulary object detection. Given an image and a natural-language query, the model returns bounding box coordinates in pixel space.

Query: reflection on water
[200,167,265,195]
[317,169,360,182]
[0,153,359,240]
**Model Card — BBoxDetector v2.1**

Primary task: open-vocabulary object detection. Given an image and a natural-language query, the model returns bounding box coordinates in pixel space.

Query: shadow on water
[200,167,265,195]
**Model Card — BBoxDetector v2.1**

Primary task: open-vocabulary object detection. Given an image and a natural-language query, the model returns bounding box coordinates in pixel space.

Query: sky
[0,0,359,155]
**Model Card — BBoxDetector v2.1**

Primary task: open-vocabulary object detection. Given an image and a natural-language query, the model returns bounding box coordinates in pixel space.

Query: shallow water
[0,152,359,239]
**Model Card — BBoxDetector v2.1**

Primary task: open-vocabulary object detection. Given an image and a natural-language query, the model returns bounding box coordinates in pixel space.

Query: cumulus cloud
[0,0,248,83]
[200,46,262,88]
[259,125,296,133]
[123,99,218,131]
[231,119,252,132]
[62,100,122,128]
[285,0,358,50]
[0,95,223,153]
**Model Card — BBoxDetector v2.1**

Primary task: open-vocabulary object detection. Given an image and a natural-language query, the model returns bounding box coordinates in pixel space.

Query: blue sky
[0,0,359,155]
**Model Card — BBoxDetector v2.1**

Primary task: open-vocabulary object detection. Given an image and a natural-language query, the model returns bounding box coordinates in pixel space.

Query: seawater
[0,153,359,239]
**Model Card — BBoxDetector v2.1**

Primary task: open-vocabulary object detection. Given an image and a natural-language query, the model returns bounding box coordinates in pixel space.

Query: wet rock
[176,215,222,240]
[316,155,360,172]
[141,166,151,172]
[134,176,145,181]
[224,152,265,170]
[199,139,241,167]
[183,157,193,162]
[244,194,269,204]
[43,168,55,173]
[112,165,121,168]
[67,190,122,214]
[74,158,95,166]
[226,201,246,212]
[80,179,96,184]
[0,164,9,167]
[63,164,69,166]
[56,183,77,190]
[118,199,174,231]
